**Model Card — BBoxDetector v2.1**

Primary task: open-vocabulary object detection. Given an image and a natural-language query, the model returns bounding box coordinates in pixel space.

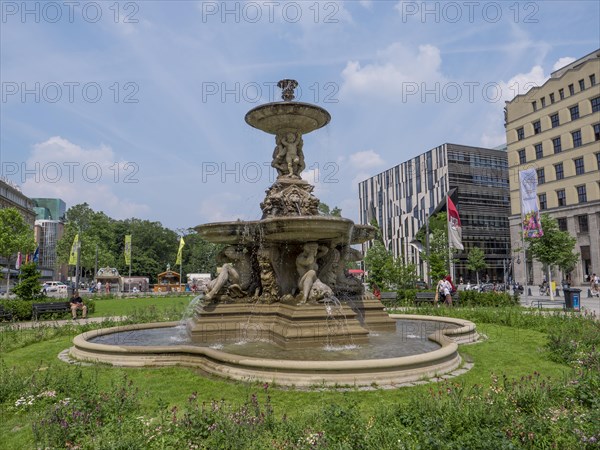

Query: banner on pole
[69,234,79,265]
[175,237,185,266]
[447,196,464,250]
[15,252,22,269]
[124,235,132,266]
[519,169,544,238]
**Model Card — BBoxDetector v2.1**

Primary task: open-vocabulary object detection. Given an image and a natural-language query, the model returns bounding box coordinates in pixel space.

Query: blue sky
[1,1,599,230]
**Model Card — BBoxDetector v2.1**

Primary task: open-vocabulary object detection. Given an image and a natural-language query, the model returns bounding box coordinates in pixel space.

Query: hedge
[0,298,96,321]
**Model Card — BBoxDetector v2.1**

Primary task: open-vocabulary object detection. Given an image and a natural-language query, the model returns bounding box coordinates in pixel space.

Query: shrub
[0,298,95,321]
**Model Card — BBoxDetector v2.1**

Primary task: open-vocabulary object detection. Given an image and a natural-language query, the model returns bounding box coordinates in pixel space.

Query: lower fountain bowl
[67,315,479,388]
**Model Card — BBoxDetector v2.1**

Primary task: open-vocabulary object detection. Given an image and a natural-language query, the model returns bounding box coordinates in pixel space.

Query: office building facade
[358,143,511,283]
[505,49,600,286]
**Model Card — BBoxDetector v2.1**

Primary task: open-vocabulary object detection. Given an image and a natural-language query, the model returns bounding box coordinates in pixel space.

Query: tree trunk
[548,266,554,301]
[5,255,12,297]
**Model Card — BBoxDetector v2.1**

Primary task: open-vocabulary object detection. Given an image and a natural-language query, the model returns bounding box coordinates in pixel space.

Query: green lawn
[90,294,192,317]
[0,321,570,449]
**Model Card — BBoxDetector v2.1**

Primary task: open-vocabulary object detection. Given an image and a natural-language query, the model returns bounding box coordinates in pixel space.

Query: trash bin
[563,288,581,311]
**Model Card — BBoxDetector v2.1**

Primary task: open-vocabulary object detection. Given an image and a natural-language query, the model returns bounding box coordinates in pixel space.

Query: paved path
[517,285,600,315]
[2,288,598,330]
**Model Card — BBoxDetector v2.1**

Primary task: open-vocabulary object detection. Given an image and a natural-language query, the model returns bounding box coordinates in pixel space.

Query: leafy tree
[526,214,578,293]
[180,230,223,278]
[0,208,36,294]
[56,203,116,279]
[423,229,452,283]
[12,262,44,301]
[111,218,179,283]
[364,239,394,290]
[390,256,418,290]
[466,246,487,285]
[318,202,342,217]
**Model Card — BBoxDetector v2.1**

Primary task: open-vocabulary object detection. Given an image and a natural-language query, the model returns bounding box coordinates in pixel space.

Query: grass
[90,295,192,317]
[0,322,570,449]
[1,301,597,448]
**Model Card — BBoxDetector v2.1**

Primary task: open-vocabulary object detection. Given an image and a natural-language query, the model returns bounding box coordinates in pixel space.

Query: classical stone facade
[505,49,600,286]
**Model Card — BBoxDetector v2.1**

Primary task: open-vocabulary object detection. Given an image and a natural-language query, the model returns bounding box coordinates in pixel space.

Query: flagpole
[129,237,132,294]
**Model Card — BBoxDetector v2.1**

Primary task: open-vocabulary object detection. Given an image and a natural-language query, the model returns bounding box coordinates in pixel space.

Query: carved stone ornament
[261,181,320,218]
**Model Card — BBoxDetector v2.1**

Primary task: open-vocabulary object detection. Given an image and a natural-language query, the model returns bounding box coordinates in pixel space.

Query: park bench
[0,305,13,321]
[530,299,565,310]
[414,292,459,306]
[380,292,397,300]
[32,302,72,320]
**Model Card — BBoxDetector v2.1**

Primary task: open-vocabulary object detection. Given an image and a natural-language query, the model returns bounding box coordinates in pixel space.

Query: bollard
[527,287,532,296]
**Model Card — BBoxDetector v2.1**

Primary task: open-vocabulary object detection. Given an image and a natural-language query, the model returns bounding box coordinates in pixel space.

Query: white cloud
[22,136,150,218]
[553,57,576,72]
[359,0,373,9]
[340,43,445,100]
[348,150,385,169]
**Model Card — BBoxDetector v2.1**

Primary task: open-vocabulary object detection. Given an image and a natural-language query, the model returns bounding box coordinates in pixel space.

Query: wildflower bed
[1,306,598,449]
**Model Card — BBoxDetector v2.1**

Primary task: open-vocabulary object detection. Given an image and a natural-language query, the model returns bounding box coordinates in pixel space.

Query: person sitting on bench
[70,290,87,320]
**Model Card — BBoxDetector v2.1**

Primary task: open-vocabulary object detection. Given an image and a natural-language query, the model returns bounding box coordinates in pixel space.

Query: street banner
[69,234,79,265]
[447,196,464,250]
[175,236,185,265]
[15,252,22,269]
[124,235,132,266]
[519,169,544,238]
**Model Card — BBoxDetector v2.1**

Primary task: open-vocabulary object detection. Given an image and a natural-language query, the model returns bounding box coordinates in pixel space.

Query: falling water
[322,296,356,350]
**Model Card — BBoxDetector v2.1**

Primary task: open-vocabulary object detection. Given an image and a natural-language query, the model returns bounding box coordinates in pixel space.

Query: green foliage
[424,228,452,282]
[363,240,394,290]
[0,208,36,291]
[466,247,487,285]
[526,214,578,275]
[317,201,342,217]
[0,298,96,321]
[457,291,519,307]
[56,204,222,283]
[12,262,44,301]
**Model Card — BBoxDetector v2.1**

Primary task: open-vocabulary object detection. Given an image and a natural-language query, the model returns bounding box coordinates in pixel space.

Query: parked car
[41,281,68,295]
[414,280,428,290]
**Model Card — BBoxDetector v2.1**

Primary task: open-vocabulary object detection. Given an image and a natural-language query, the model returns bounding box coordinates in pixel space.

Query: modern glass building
[358,143,511,283]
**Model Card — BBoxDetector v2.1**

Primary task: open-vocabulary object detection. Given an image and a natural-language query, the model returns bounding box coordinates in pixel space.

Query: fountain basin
[67,315,479,388]
[196,216,374,245]
[245,101,331,135]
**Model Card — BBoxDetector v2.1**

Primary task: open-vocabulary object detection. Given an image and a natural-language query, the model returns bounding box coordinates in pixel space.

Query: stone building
[505,49,600,286]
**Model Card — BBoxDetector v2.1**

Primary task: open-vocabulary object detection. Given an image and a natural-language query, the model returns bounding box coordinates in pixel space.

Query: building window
[559,88,565,100]
[555,163,564,180]
[550,113,559,128]
[592,96,600,113]
[597,152,600,170]
[534,143,543,159]
[541,97,546,107]
[570,105,580,120]
[549,93,555,103]
[594,123,600,141]
[576,185,587,203]
[574,157,585,175]
[578,215,589,233]
[532,101,537,112]
[539,193,547,210]
[553,137,562,153]
[517,127,525,141]
[533,120,541,134]
[537,168,545,184]
[591,74,596,86]
[579,79,585,91]
[518,148,526,164]
[572,130,582,147]
[557,189,566,207]
[569,84,575,95]
[557,217,568,231]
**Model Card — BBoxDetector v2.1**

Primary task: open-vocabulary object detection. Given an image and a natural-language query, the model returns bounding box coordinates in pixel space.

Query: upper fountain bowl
[245,101,331,135]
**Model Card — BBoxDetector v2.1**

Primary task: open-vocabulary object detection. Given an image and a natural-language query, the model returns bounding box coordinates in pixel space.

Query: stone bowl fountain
[67,79,479,387]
